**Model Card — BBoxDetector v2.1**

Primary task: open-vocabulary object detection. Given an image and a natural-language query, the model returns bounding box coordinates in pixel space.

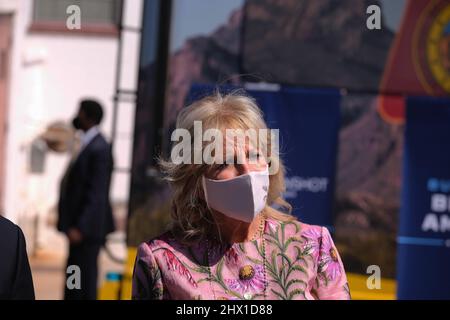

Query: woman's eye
[248,152,261,161]
[217,163,228,171]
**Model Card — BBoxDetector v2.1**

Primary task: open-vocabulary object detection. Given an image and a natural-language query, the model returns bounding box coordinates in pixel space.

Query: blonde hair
[159,90,294,245]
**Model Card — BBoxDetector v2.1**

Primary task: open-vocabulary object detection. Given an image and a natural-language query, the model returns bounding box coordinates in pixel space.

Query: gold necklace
[205,215,267,300]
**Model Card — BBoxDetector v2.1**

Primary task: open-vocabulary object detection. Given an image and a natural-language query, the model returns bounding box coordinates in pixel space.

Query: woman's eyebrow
[224,154,237,163]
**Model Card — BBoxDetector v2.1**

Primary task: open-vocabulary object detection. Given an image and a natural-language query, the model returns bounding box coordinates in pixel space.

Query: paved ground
[28,228,126,300]
[21,203,128,300]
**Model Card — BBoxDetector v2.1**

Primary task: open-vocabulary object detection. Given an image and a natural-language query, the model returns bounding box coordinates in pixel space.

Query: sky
[170,0,244,53]
[380,0,407,32]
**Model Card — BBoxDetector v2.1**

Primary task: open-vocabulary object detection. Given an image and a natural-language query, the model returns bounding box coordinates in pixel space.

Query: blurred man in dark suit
[58,99,115,300]
[0,216,35,299]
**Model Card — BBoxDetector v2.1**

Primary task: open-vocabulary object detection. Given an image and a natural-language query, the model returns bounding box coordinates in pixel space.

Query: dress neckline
[206,218,269,248]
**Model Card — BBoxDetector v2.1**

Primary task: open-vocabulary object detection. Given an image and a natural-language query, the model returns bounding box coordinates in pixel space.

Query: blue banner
[397,96,450,299]
[187,84,341,229]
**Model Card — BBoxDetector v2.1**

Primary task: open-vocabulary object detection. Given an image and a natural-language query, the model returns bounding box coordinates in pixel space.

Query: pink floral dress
[132,218,351,300]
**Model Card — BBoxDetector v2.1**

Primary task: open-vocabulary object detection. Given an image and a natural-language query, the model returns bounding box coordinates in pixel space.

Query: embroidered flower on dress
[318,232,342,282]
[225,264,265,295]
[301,228,322,260]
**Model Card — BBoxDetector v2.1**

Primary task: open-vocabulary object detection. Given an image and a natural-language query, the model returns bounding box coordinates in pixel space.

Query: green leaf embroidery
[271,289,287,300]
[282,237,304,252]
[288,289,305,300]
[289,264,307,276]
[286,279,307,291]
[286,221,300,234]
[247,257,263,265]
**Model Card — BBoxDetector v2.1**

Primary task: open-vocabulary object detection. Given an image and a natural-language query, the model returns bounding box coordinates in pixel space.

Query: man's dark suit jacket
[57,133,115,244]
[0,216,35,299]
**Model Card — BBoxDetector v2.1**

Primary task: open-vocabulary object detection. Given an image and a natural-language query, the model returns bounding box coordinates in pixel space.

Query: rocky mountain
[163,0,397,123]
[336,95,403,232]
[334,95,402,277]
[242,0,395,90]
[164,9,243,127]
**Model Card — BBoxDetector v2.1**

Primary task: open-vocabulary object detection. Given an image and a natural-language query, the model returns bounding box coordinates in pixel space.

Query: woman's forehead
[223,135,263,153]
[197,123,271,163]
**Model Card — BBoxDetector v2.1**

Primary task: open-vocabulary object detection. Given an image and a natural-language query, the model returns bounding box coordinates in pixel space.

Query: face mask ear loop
[203,175,232,243]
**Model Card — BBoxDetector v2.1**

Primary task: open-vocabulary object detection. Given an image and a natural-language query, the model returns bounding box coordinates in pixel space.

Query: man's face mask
[202,167,270,223]
[72,117,82,131]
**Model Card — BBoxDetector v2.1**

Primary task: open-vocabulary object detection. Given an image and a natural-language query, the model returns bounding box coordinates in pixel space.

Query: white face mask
[202,167,270,223]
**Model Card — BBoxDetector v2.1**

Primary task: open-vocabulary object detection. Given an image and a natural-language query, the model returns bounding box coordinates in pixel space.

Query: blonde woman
[132,91,350,300]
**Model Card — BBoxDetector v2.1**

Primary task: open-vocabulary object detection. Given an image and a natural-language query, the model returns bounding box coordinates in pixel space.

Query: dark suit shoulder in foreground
[0,216,35,300]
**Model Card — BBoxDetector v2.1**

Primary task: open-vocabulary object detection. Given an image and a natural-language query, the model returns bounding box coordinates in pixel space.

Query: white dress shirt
[79,126,100,153]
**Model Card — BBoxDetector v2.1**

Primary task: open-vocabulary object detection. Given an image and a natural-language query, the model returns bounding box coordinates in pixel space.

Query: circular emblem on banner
[427,4,450,92]
[413,1,450,95]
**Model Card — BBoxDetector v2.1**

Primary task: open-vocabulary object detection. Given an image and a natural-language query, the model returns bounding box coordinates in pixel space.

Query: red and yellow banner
[379,0,450,123]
